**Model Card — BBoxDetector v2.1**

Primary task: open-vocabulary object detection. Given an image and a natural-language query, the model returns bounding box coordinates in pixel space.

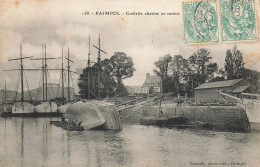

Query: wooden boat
[50,121,84,131]
[171,121,209,129]
[140,116,189,127]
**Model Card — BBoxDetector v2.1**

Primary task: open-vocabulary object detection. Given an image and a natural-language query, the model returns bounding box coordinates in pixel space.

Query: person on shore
[61,115,65,123]
[78,121,83,126]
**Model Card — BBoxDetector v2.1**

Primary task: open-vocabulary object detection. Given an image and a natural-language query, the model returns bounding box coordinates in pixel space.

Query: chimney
[146,73,150,78]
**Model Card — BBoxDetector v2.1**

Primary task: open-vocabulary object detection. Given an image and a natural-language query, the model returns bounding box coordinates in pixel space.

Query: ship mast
[42,44,45,101]
[6,44,33,102]
[65,47,74,102]
[93,34,107,99]
[4,80,6,102]
[20,45,24,101]
[31,44,60,102]
[68,47,70,102]
[61,45,64,99]
[88,36,91,99]
[44,44,48,101]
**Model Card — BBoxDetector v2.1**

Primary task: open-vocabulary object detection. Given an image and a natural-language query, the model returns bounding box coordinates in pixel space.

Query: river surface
[0,117,259,167]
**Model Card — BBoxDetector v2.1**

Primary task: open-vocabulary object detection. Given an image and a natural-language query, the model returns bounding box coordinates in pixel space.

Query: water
[0,117,259,167]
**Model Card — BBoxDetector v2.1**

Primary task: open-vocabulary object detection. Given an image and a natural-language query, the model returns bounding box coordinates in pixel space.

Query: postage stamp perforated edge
[182,0,259,45]
[182,0,220,45]
[220,0,259,43]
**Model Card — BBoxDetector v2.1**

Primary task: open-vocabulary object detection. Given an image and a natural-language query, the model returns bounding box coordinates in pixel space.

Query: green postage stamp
[183,0,258,44]
[221,0,257,42]
[183,0,219,44]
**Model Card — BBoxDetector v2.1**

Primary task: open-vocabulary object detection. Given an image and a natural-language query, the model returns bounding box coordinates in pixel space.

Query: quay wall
[120,104,250,131]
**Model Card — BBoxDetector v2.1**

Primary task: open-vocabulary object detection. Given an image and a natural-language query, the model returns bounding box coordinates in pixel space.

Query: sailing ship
[57,45,76,114]
[31,44,58,115]
[6,45,35,116]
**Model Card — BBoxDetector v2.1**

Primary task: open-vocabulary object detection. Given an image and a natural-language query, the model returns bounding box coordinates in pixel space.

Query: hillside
[0,85,75,102]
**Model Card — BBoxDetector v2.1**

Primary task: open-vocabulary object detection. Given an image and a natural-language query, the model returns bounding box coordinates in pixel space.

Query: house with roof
[142,73,162,94]
[194,78,253,103]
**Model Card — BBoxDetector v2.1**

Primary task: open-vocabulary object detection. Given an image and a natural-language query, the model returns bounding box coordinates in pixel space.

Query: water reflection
[0,117,259,167]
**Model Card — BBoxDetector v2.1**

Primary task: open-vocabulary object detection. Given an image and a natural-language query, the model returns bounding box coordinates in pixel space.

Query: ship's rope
[24,72,32,101]
[90,90,98,99]
[70,72,76,98]
[15,72,21,102]
[55,71,62,98]
[47,71,55,99]
[34,72,43,102]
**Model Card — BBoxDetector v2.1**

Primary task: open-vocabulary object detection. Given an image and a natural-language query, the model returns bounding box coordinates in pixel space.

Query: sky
[0,0,260,92]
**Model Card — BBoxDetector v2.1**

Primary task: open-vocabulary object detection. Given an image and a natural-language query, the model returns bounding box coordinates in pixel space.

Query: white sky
[0,0,260,91]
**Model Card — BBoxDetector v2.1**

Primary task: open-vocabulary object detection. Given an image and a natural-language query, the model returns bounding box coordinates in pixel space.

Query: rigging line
[64,70,67,87]
[47,71,55,100]
[55,71,62,98]
[35,72,43,102]
[24,72,32,101]
[90,90,98,99]
[15,72,21,102]
[70,72,75,94]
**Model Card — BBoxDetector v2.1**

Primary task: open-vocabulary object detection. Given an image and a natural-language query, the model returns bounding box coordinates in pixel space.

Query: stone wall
[119,104,250,132]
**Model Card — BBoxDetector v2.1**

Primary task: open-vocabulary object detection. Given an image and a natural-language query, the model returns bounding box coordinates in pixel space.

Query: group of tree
[154,46,259,96]
[78,52,135,99]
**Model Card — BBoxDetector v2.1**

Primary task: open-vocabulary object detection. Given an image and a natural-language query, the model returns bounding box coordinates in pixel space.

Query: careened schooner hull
[35,102,58,114]
[57,103,71,114]
[12,102,35,115]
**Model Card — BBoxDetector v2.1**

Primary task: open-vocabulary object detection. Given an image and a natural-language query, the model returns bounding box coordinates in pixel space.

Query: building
[125,86,143,96]
[194,78,253,103]
[142,73,162,94]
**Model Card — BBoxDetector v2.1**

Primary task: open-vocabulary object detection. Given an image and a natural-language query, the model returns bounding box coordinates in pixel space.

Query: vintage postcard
[0,0,260,167]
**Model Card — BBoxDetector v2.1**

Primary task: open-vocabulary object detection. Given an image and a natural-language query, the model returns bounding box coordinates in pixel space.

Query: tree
[188,48,214,86]
[78,58,118,99]
[110,52,135,87]
[170,55,189,93]
[225,45,245,79]
[153,54,172,93]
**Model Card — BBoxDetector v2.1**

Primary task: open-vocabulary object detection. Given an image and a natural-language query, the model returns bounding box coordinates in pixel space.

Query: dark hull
[140,116,189,127]
[50,121,84,131]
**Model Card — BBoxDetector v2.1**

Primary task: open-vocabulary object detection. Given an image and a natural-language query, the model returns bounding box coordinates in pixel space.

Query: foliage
[170,55,189,93]
[110,52,136,86]
[115,83,129,97]
[153,54,172,93]
[78,53,134,99]
[224,46,245,79]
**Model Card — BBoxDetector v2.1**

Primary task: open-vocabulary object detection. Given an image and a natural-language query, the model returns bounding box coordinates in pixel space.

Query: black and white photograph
[0,0,260,166]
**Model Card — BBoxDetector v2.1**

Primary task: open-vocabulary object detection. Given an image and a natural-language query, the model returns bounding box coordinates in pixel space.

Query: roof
[195,78,244,90]
[143,75,161,86]
[125,86,143,94]
[231,85,250,93]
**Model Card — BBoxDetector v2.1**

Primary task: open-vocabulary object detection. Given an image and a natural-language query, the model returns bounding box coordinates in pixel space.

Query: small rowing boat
[50,121,84,131]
